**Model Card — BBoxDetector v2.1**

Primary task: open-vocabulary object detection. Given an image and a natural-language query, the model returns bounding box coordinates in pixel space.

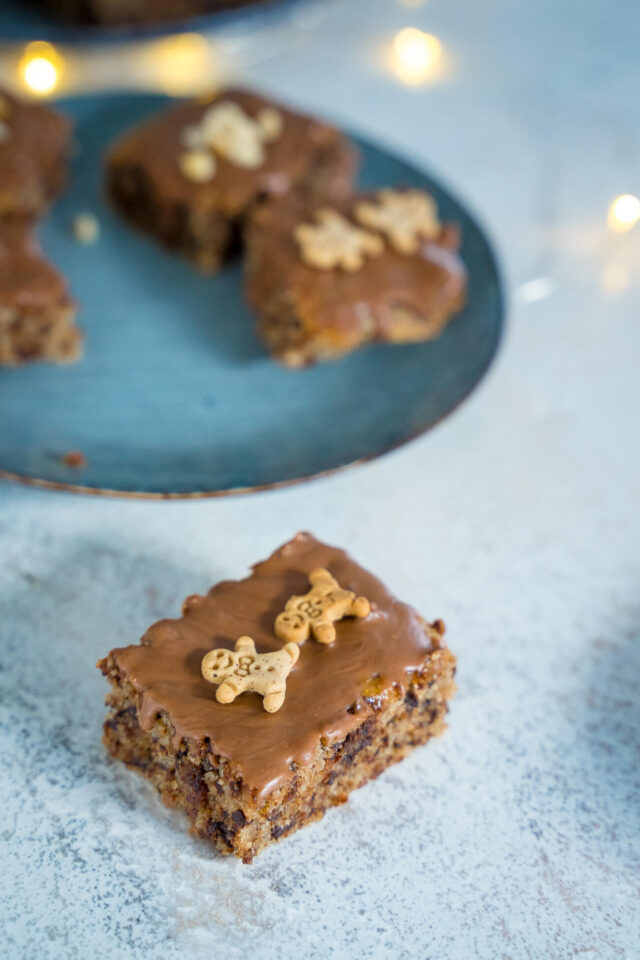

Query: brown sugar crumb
[72,213,100,245]
[61,450,87,468]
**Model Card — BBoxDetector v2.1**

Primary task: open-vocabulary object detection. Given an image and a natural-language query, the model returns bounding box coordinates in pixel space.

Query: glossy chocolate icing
[248,195,466,345]
[108,533,439,798]
[108,89,350,218]
[0,90,71,207]
[0,222,68,309]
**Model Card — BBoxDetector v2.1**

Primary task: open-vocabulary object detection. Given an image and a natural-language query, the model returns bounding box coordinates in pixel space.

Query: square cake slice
[0,90,72,222]
[0,222,81,365]
[106,88,358,272]
[245,189,467,366]
[98,532,456,862]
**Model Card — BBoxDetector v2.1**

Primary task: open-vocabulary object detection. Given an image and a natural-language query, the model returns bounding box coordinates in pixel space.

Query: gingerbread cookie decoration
[355,189,441,254]
[201,635,299,713]
[294,209,383,272]
[275,568,371,645]
[179,100,284,181]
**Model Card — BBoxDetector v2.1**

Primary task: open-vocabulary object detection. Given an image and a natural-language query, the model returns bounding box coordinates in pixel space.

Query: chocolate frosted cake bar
[98,533,456,862]
[246,189,467,366]
[0,90,71,222]
[0,222,81,365]
[106,89,357,272]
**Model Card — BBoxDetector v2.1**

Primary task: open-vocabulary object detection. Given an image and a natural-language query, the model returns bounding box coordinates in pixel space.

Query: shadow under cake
[245,190,467,367]
[106,88,358,273]
[0,89,72,222]
[0,222,81,365]
[98,532,456,862]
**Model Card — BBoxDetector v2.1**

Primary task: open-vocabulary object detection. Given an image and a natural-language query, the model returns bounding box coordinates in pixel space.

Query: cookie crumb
[257,107,283,142]
[62,450,87,468]
[72,213,100,245]
[179,149,216,183]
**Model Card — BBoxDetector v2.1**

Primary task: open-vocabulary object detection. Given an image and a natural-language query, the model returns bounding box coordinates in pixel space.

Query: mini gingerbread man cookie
[179,101,284,175]
[201,635,299,713]
[294,209,383,272]
[355,189,441,254]
[275,568,371,645]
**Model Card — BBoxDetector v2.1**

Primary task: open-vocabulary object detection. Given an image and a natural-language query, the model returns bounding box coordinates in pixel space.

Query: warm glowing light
[391,28,442,85]
[398,0,426,7]
[149,33,211,96]
[608,194,640,232]
[601,263,630,295]
[19,42,63,96]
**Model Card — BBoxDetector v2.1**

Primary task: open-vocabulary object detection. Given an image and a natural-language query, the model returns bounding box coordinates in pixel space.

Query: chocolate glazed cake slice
[98,533,456,862]
[0,222,81,365]
[106,88,357,272]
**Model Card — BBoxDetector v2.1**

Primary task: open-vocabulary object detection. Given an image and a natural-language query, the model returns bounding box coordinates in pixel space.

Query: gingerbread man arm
[348,595,371,618]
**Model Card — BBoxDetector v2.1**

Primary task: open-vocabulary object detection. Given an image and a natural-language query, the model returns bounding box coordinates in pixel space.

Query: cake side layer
[0,222,81,366]
[100,643,456,862]
[0,302,81,365]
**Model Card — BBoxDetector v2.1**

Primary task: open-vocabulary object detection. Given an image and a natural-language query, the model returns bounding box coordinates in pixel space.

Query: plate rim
[0,105,506,500]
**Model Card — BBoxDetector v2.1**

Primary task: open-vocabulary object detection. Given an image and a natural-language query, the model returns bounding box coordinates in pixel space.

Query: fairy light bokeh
[607,194,640,233]
[18,41,63,96]
[390,27,442,85]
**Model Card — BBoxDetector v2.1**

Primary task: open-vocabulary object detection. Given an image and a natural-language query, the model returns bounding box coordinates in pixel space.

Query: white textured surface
[1,1,639,957]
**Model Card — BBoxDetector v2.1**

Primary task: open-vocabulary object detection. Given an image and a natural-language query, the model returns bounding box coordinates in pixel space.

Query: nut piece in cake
[0,222,81,366]
[245,189,467,367]
[106,88,358,272]
[0,89,72,222]
[98,532,456,863]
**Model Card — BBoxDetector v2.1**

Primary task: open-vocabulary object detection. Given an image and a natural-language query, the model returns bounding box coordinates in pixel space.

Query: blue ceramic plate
[0,0,296,43]
[0,94,503,498]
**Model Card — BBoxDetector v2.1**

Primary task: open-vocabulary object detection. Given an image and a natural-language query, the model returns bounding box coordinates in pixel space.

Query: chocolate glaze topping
[0,89,71,201]
[108,89,348,218]
[0,222,68,309]
[248,194,466,341]
[109,533,439,798]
